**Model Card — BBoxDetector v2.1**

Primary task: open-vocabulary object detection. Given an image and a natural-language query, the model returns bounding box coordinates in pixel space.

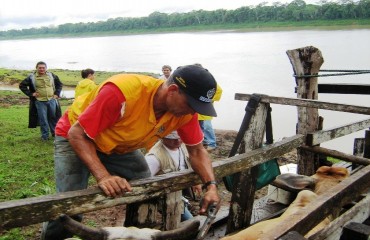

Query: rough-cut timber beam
[318,83,370,95]
[309,194,370,240]
[260,164,370,240]
[306,118,370,146]
[235,93,370,115]
[300,146,370,166]
[0,134,305,230]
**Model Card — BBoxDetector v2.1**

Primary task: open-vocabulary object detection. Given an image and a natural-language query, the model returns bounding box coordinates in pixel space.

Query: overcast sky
[1,0,321,31]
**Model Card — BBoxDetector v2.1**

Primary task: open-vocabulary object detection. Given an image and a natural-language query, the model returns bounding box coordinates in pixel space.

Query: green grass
[0,106,56,200]
[0,98,74,239]
[0,91,109,239]
[0,68,159,87]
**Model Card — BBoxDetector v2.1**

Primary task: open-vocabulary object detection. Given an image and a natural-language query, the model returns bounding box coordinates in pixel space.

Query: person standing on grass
[19,61,63,141]
[74,68,97,99]
[159,65,172,80]
[41,64,220,240]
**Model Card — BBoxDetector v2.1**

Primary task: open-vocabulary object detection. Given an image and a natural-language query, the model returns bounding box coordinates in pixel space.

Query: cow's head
[60,214,200,240]
[312,166,349,195]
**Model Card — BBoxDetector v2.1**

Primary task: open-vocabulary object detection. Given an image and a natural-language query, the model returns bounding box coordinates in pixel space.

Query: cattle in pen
[221,166,350,240]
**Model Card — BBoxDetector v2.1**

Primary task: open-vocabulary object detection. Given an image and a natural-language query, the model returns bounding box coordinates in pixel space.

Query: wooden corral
[1,46,370,239]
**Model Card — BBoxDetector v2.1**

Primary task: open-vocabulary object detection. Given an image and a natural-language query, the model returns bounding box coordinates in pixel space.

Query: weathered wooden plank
[163,191,182,230]
[318,83,370,95]
[364,130,370,158]
[354,138,365,157]
[300,146,370,166]
[287,46,323,176]
[279,231,307,240]
[0,134,305,230]
[235,94,370,115]
[306,118,370,146]
[308,194,370,240]
[259,164,370,240]
[341,222,370,240]
[226,103,268,234]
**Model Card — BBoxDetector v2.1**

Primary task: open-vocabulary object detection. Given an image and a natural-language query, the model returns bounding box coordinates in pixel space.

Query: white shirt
[145,145,187,176]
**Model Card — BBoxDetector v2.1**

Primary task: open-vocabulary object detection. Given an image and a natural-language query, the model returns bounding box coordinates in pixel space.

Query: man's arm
[68,125,131,198]
[67,83,128,197]
[186,143,220,214]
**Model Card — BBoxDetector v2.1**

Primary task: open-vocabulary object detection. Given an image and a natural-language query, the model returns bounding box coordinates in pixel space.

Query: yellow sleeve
[213,84,223,102]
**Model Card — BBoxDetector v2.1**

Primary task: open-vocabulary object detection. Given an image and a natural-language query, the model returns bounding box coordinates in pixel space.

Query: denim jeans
[181,205,193,221]
[199,120,217,147]
[41,136,151,240]
[34,98,58,140]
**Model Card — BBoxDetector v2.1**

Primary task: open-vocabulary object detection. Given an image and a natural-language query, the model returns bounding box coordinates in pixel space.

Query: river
[1,29,369,153]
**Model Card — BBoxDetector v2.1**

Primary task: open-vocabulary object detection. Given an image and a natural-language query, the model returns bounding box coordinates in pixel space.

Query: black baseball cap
[171,65,217,117]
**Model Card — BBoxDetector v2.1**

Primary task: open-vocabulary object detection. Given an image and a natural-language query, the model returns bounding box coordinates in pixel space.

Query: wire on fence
[293,69,370,78]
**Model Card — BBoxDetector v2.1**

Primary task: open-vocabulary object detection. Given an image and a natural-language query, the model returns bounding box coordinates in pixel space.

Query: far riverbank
[1,19,370,41]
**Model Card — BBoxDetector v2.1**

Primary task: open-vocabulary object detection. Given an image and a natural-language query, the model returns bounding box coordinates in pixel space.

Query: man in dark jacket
[19,61,63,141]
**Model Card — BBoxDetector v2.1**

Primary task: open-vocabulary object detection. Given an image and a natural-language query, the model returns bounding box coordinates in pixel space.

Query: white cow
[60,214,200,240]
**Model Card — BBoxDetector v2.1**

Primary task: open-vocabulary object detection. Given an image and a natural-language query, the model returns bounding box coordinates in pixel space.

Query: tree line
[1,0,370,38]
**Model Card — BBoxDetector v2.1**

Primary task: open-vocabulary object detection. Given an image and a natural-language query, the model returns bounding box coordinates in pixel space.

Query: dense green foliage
[1,0,369,39]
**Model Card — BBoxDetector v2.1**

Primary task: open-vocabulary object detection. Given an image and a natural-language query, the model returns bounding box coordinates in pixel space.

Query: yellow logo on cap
[175,76,187,88]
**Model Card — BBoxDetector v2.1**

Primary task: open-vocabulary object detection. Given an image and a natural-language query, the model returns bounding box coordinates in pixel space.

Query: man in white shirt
[145,131,202,221]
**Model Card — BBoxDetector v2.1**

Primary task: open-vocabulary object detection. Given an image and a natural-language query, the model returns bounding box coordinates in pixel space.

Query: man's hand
[199,185,220,215]
[97,175,132,198]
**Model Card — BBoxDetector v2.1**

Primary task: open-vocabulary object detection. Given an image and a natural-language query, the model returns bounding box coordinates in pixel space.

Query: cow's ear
[274,173,316,192]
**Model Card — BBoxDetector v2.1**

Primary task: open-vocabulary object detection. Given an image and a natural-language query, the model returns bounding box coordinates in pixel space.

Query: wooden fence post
[162,191,182,230]
[286,46,324,176]
[226,102,268,234]
[125,190,183,230]
[363,130,370,159]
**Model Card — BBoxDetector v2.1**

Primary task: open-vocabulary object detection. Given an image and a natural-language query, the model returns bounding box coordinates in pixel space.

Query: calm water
[1,29,370,153]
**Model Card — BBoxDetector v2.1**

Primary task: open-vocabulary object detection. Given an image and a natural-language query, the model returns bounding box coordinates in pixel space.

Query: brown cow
[221,166,349,240]
[311,166,349,195]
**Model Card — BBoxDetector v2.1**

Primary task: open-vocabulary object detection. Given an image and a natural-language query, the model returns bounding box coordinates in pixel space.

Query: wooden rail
[309,194,370,240]
[306,118,370,146]
[318,83,370,95]
[0,135,305,230]
[260,164,370,239]
[300,146,370,166]
[235,93,370,115]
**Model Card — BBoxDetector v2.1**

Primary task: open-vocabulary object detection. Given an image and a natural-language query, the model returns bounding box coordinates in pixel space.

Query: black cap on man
[171,65,217,117]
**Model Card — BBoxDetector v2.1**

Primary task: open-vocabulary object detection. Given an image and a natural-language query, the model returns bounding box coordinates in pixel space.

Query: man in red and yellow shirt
[42,65,221,240]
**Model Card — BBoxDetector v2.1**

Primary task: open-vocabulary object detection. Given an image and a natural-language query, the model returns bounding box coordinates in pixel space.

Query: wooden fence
[1,46,370,239]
